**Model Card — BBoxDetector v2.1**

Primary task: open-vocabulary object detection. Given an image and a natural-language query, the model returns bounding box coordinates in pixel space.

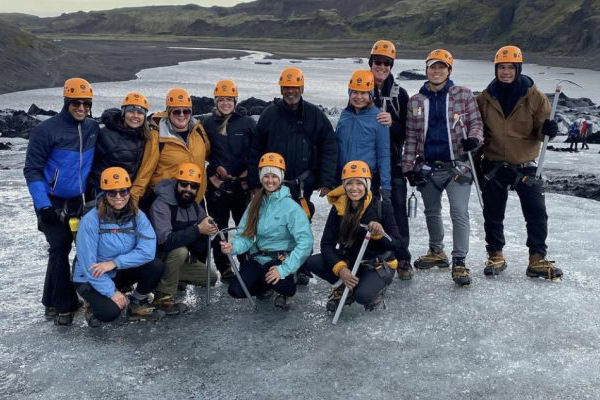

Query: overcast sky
[0,1,251,17]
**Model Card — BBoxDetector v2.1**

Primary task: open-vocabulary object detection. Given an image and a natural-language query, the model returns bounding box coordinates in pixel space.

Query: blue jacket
[23,106,99,210]
[420,80,454,162]
[231,186,313,279]
[72,206,157,298]
[336,105,391,190]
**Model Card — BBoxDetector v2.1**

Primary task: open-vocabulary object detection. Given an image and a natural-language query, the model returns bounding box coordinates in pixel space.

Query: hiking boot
[257,288,274,301]
[397,260,414,280]
[44,306,57,321]
[220,267,235,284]
[152,291,187,316]
[117,284,134,294]
[326,286,354,313]
[127,297,165,322]
[484,251,507,276]
[84,305,101,328]
[297,272,311,286]
[414,249,450,269]
[526,254,563,281]
[364,287,388,312]
[451,257,471,287]
[274,294,292,310]
[54,312,74,326]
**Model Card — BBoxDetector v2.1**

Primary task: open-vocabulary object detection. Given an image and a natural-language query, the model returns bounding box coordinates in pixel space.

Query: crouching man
[149,163,219,315]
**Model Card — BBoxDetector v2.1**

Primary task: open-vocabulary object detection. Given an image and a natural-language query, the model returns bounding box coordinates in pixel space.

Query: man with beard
[149,163,219,315]
[248,67,338,284]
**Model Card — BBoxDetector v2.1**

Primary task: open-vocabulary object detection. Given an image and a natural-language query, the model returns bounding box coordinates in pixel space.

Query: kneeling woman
[73,167,165,327]
[220,153,313,309]
[306,161,409,312]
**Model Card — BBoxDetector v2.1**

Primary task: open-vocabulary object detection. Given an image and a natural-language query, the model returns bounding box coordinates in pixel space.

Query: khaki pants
[156,247,218,295]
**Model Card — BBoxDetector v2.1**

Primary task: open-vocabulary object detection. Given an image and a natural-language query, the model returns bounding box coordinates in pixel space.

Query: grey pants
[418,168,472,258]
[156,247,218,295]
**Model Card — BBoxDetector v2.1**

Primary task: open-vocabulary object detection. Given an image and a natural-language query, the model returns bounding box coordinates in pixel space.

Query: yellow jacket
[131,112,210,203]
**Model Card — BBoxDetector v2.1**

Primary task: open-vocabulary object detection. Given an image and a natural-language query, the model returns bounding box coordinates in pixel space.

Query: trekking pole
[536,79,582,179]
[332,229,372,325]
[211,222,256,309]
[205,232,213,306]
[453,113,483,209]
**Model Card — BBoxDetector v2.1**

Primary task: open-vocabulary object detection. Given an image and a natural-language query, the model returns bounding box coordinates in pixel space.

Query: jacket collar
[326,185,373,216]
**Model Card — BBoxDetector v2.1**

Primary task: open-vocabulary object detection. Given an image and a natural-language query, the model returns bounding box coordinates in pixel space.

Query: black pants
[392,176,411,258]
[482,161,548,256]
[305,253,393,305]
[228,259,296,298]
[74,259,165,322]
[38,216,79,313]
[206,182,248,273]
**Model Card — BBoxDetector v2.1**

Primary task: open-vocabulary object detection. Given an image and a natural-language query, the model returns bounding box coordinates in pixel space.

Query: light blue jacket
[336,105,391,190]
[72,206,157,298]
[231,186,313,279]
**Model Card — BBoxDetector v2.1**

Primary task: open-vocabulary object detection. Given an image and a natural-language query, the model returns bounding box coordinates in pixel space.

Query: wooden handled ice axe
[536,79,582,179]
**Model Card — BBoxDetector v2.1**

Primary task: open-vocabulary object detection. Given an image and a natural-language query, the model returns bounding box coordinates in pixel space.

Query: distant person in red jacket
[580,119,590,150]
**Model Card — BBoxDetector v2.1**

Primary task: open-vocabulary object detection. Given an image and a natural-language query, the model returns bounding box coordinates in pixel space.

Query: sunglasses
[179,181,200,190]
[106,189,130,198]
[373,60,392,67]
[70,100,92,108]
[171,109,192,116]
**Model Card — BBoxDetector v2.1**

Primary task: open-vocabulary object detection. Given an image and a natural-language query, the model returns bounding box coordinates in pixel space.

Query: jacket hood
[419,80,455,98]
[101,108,143,135]
[264,184,292,203]
[326,185,373,216]
[153,179,179,206]
[487,75,534,100]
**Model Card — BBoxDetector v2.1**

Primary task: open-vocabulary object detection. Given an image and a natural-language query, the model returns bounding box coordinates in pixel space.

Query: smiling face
[370,56,392,85]
[261,172,281,193]
[123,109,146,129]
[169,108,192,130]
[280,86,303,107]
[106,189,130,210]
[349,90,371,111]
[67,99,91,121]
[216,96,235,115]
[497,63,517,83]
[426,62,450,87]
[344,179,366,202]
[177,180,199,203]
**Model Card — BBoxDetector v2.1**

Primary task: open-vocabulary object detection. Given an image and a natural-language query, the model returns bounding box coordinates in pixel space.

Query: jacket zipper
[78,123,83,195]
[51,168,60,194]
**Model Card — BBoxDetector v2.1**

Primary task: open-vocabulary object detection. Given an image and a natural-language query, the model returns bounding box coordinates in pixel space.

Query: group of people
[23,40,562,328]
[568,119,592,150]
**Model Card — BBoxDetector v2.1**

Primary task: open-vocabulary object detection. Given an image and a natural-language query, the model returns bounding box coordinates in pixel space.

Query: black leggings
[228,259,296,298]
[75,258,164,322]
[305,253,393,305]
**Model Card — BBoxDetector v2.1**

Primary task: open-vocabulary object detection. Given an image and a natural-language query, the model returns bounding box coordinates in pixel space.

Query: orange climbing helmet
[100,167,131,190]
[426,49,454,68]
[341,160,372,180]
[495,45,523,64]
[176,163,203,184]
[166,88,192,108]
[63,78,93,99]
[348,70,375,92]
[121,92,149,110]
[214,79,238,98]
[278,67,304,87]
[371,40,396,59]
[258,152,286,171]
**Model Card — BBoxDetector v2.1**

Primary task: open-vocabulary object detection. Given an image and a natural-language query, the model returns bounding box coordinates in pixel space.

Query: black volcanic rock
[191,96,215,115]
[238,97,272,116]
[397,70,426,80]
[27,104,57,117]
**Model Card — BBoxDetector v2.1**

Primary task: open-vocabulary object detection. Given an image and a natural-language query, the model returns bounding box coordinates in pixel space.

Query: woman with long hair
[73,167,165,327]
[220,153,313,309]
[306,161,409,313]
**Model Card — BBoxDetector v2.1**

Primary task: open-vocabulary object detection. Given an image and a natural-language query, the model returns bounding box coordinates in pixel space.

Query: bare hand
[319,187,331,197]
[368,221,384,236]
[111,291,128,310]
[376,111,393,127]
[209,174,223,189]
[216,166,230,179]
[90,260,117,278]
[198,217,219,236]
[265,266,281,285]
[339,267,359,289]
[220,240,233,254]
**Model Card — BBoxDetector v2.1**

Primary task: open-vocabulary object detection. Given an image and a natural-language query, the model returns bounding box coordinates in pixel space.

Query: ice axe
[210,221,256,309]
[536,79,583,179]
[452,113,483,209]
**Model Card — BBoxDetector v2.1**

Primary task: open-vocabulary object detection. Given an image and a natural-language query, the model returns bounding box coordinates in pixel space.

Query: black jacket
[88,108,146,193]
[203,108,255,178]
[320,196,409,269]
[372,75,409,178]
[248,98,338,192]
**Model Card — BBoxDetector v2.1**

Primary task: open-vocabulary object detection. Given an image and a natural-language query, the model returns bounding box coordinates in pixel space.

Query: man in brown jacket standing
[477,45,562,281]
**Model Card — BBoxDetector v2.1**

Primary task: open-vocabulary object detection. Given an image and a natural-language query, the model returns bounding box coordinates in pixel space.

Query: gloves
[381,189,392,203]
[39,207,60,225]
[460,137,479,152]
[404,171,419,187]
[542,119,558,139]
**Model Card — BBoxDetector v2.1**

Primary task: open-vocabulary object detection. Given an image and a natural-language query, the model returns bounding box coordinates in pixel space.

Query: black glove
[460,137,479,152]
[381,189,392,201]
[542,119,558,139]
[39,207,60,225]
[404,171,419,187]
